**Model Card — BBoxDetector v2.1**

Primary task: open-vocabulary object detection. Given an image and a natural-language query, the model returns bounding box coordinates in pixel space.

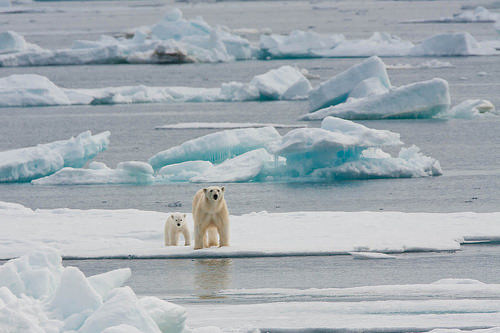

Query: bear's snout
[177,223,181,227]
[213,194,218,200]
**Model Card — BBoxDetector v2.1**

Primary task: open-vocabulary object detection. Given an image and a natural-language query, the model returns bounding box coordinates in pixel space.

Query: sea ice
[302,78,450,120]
[308,56,391,112]
[32,161,155,185]
[148,126,281,170]
[0,248,188,333]
[406,6,499,23]
[410,32,499,56]
[0,65,311,107]
[437,99,497,119]
[156,160,214,183]
[155,122,306,130]
[0,131,110,183]
[0,30,41,54]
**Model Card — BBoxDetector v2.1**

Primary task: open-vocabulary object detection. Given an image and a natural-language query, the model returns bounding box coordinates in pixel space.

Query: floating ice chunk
[248,65,312,100]
[0,31,41,54]
[79,287,161,333]
[302,78,450,120]
[410,32,499,56]
[32,161,155,185]
[386,59,455,70]
[0,74,70,107]
[191,148,278,183]
[148,127,281,170]
[347,77,389,100]
[156,161,214,183]
[260,30,345,58]
[50,267,102,319]
[407,6,499,23]
[308,56,391,112]
[312,145,442,179]
[88,268,132,299]
[139,296,187,333]
[0,131,110,183]
[438,99,497,119]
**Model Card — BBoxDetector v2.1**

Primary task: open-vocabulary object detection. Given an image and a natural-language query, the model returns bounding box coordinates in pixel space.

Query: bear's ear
[183,213,187,218]
[203,188,208,193]
[170,214,174,219]
[221,186,225,192]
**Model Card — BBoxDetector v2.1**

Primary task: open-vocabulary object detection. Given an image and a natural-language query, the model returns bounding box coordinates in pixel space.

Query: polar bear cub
[192,186,230,250]
[164,213,191,246]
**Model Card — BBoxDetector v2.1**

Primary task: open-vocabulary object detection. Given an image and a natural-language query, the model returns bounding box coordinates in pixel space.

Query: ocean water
[2,0,500,322]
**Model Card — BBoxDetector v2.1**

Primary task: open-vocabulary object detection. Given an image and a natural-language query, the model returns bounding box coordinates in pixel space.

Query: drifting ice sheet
[3,202,500,258]
[302,78,451,120]
[0,131,110,183]
[0,65,311,107]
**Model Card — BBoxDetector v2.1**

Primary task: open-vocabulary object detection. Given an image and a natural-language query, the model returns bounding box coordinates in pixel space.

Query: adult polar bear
[192,186,230,249]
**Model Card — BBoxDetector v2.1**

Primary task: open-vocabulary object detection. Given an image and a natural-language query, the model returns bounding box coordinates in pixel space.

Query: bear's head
[203,186,225,202]
[170,212,187,228]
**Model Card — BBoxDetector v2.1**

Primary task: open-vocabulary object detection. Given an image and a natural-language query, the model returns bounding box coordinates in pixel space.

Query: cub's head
[203,186,225,202]
[169,212,187,228]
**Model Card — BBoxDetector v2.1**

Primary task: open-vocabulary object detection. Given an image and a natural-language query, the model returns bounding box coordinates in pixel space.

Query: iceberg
[190,148,280,183]
[0,66,311,108]
[269,117,421,178]
[0,74,71,107]
[148,126,281,170]
[308,56,391,112]
[0,248,187,333]
[156,160,214,183]
[302,78,450,120]
[0,131,110,183]
[32,161,155,185]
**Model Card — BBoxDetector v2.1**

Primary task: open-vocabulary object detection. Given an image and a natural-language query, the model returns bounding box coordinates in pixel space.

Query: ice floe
[148,126,282,170]
[3,203,500,258]
[0,248,188,333]
[409,32,499,57]
[0,131,109,183]
[32,161,155,185]
[302,78,451,120]
[0,65,311,107]
[438,99,497,119]
[386,59,455,70]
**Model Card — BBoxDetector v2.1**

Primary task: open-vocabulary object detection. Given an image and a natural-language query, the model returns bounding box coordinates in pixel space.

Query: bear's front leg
[169,230,179,246]
[182,227,191,246]
[218,223,230,247]
[164,225,170,246]
[194,226,204,250]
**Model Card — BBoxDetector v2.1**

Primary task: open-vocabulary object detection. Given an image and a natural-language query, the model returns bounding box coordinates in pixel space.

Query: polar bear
[192,186,230,250]
[164,213,191,246]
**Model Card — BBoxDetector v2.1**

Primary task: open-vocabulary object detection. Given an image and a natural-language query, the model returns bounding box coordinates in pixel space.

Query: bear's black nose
[177,223,181,227]
[213,194,218,200]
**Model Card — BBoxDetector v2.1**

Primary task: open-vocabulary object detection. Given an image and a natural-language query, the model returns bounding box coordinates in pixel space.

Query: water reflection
[194,259,232,299]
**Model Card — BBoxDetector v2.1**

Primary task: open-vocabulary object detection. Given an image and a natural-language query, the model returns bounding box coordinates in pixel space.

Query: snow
[148,126,281,170]
[438,99,497,119]
[155,122,306,130]
[32,161,155,185]
[0,66,311,108]
[303,78,450,120]
[308,56,391,112]
[0,131,110,183]
[0,248,188,333]
[6,201,500,259]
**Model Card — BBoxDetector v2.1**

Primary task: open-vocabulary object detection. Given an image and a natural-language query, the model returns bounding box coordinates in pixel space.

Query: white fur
[192,186,230,250]
[164,213,191,246]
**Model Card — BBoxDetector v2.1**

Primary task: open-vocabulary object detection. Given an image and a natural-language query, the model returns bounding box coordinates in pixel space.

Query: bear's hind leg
[207,226,219,247]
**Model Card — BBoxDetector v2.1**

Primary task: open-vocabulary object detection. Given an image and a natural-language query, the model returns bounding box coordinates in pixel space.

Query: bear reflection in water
[194,259,232,299]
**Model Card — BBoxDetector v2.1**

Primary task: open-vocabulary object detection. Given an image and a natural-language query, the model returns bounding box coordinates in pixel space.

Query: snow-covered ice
[303,78,451,120]
[0,65,311,108]
[3,201,500,259]
[386,59,455,70]
[0,131,109,183]
[0,248,188,333]
[438,99,497,119]
[410,32,499,57]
